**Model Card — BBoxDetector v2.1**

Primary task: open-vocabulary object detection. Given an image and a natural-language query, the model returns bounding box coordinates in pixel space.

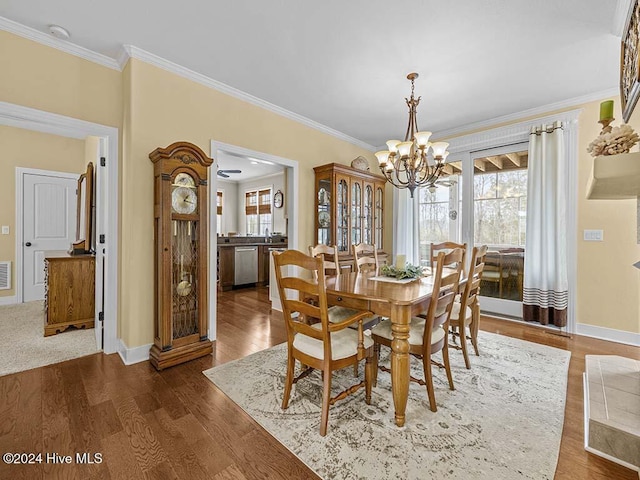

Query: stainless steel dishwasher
[234,246,258,286]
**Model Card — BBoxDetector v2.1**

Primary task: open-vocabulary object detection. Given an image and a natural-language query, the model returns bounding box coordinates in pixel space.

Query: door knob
[25,242,32,247]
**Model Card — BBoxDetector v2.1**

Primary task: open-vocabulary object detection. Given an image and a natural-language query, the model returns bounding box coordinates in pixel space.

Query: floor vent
[0,262,11,290]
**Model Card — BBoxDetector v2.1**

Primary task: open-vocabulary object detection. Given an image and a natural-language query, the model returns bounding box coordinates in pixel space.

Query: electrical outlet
[583,229,603,241]
[1,226,8,235]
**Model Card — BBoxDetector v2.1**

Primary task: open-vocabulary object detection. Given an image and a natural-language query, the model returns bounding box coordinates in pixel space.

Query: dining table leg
[390,304,411,427]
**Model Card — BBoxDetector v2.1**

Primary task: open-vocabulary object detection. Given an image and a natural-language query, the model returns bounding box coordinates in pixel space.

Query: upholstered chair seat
[450,302,473,327]
[294,323,374,361]
[371,318,446,346]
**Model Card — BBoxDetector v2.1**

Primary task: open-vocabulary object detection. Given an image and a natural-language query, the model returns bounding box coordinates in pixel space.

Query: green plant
[380,263,423,279]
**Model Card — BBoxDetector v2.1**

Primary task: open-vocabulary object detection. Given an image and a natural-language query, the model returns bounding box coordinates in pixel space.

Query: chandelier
[375,73,449,198]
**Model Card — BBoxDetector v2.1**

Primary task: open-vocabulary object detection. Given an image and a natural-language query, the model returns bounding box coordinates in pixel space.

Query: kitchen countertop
[217,241,288,248]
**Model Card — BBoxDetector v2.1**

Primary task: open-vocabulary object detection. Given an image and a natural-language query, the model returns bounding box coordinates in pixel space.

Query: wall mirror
[71,162,94,254]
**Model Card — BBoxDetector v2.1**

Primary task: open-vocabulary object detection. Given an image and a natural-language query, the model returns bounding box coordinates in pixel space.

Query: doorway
[418,142,529,318]
[469,143,528,318]
[2,102,119,354]
[209,140,299,341]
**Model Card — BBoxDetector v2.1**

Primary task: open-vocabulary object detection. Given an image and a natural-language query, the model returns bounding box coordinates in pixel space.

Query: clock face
[172,186,197,214]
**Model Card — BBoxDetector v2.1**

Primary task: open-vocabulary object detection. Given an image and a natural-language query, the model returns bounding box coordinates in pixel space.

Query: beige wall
[120,59,383,347]
[0,32,122,128]
[577,98,640,333]
[0,126,86,297]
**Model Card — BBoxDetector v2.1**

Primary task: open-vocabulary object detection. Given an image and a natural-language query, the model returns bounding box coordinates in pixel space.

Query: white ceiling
[217,151,284,183]
[0,1,623,148]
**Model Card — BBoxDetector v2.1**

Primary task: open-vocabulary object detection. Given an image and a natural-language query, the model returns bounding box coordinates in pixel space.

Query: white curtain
[393,187,420,266]
[523,121,568,327]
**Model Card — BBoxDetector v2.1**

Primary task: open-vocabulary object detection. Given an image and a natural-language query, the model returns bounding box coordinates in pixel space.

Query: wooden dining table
[324,269,457,427]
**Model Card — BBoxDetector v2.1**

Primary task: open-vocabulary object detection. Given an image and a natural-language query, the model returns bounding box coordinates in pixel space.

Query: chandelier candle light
[375,73,449,198]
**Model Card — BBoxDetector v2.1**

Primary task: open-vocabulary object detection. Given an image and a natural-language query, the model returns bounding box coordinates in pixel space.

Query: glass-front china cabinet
[313,163,386,263]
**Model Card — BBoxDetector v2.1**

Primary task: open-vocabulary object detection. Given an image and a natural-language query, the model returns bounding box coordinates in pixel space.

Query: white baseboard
[0,295,17,306]
[576,323,640,347]
[117,339,152,365]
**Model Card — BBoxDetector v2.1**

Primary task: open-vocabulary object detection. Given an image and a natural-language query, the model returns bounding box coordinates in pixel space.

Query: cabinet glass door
[317,178,331,245]
[336,178,349,252]
[363,184,373,245]
[375,186,384,248]
[351,180,362,246]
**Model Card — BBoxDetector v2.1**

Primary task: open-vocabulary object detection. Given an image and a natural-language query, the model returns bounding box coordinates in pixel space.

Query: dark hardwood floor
[0,286,638,479]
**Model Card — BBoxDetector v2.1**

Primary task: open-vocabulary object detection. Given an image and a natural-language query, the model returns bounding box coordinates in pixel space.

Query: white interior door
[23,171,77,302]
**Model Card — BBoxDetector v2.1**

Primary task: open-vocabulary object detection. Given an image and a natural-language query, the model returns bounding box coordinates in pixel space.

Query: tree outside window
[474,169,527,247]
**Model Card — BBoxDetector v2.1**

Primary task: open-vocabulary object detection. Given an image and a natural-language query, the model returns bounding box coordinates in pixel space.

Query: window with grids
[245,188,272,235]
[418,186,450,265]
[474,169,527,246]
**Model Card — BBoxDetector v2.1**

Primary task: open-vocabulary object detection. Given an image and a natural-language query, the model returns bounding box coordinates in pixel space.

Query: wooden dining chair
[498,247,524,299]
[449,245,487,369]
[352,243,379,275]
[370,248,464,412]
[430,241,467,275]
[308,244,341,279]
[480,251,508,298]
[311,244,379,376]
[309,243,361,325]
[272,249,375,436]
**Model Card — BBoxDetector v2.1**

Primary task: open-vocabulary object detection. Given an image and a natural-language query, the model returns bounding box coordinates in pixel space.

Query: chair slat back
[422,249,464,346]
[352,243,379,274]
[272,249,329,341]
[431,241,467,275]
[460,245,488,311]
[309,244,340,279]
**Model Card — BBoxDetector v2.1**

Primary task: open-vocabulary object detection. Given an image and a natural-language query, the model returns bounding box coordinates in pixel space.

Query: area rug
[0,301,99,376]
[204,331,570,479]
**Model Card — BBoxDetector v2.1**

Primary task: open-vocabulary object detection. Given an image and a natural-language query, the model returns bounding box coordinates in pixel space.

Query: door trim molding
[1,101,119,354]
[16,168,78,303]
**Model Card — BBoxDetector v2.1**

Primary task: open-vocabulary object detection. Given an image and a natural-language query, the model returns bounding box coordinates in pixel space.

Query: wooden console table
[44,251,95,336]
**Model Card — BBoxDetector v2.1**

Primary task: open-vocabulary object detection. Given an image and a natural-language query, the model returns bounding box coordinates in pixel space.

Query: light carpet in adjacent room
[0,301,99,376]
[204,331,570,480]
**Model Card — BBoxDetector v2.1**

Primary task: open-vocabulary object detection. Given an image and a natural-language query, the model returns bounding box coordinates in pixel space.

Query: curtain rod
[529,120,564,136]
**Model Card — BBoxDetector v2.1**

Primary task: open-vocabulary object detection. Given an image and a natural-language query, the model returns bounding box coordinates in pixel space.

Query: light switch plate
[583,229,603,241]
[1,226,8,235]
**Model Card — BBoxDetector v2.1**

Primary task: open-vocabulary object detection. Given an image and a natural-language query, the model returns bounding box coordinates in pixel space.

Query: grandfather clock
[149,142,213,370]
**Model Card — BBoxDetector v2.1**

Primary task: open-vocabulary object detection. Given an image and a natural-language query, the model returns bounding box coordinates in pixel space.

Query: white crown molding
[435,89,616,142]
[116,47,130,70]
[0,16,120,71]
[122,45,376,152]
[613,0,633,36]
[0,17,375,151]
[576,323,640,347]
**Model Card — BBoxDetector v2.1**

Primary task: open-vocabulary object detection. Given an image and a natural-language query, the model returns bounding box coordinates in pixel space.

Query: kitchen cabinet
[217,239,288,291]
[218,246,235,291]
[313,163,386,263]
